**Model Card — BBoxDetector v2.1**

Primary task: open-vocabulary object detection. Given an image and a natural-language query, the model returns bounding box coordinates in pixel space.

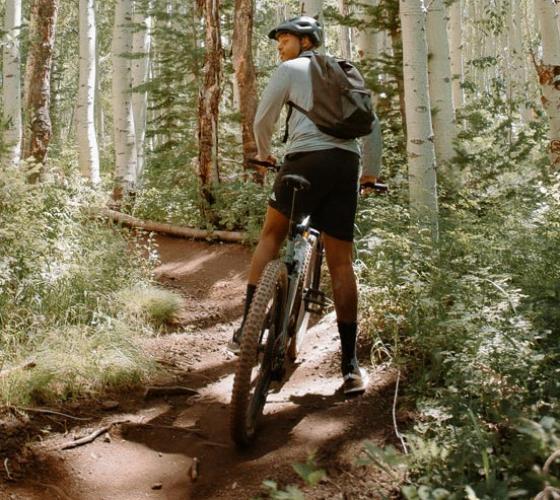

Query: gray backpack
[283,53,375,141]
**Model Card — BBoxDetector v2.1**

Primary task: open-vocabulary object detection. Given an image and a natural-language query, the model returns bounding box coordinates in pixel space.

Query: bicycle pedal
[304,288,327,314]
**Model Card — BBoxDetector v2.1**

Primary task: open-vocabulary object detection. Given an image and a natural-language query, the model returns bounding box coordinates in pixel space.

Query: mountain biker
[228,16,382,395]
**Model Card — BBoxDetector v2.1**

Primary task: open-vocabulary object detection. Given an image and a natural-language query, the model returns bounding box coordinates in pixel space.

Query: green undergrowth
[353,118,559,498]
[0,161,182,406]
[130,157,271,243]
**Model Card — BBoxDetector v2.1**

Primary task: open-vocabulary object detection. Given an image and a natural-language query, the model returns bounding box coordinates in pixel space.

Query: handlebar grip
[361,181,389,193]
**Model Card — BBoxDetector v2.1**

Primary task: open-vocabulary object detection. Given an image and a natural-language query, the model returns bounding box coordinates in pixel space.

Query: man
[228,16,382,395]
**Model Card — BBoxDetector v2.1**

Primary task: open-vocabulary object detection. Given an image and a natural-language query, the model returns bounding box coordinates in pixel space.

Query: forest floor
[0,235,400,500]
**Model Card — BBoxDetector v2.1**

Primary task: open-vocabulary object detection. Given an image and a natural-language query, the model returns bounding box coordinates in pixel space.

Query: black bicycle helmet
[268,16,323,47]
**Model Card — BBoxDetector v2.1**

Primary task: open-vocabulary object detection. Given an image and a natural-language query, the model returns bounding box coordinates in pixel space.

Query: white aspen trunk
[77,0,100,184]
[131,3,152,186]
[299,0,324,53]
[338,0,351,59]
[112,0,138,198]
[447,0,464,109]
[534,0,560,168]
[426,0,457,186]
[508,0,531,122]
[355,0,378,62]
[299,0,322,17]
[2,0,22,166]
[400,0,438,237]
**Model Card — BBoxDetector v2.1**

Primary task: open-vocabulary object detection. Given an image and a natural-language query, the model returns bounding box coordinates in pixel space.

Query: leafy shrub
[353,111,559,497]
[0,161,161,404]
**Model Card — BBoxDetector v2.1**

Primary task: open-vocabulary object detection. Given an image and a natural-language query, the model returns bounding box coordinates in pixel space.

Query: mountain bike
[230,160,326,447]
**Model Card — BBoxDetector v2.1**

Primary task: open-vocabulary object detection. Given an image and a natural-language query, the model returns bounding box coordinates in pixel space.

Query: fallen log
[97,208,247,243]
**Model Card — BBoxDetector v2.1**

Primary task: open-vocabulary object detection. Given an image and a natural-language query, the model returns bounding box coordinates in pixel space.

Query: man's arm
[253,65,291,160]
[360,115,383,185]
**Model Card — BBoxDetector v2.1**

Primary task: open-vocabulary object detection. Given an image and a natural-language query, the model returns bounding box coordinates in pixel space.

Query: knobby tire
[230,260,288,447]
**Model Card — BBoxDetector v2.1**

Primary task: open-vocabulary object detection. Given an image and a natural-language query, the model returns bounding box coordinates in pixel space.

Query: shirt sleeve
[253,64,291,158]
[361,114,383,178]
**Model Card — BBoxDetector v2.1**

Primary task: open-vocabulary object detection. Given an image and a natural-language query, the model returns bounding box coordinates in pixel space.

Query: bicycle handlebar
[246,159,279,171]
[360,181,389,194]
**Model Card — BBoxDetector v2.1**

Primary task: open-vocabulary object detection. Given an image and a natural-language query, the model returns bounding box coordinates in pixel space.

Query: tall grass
[0,161,181,405]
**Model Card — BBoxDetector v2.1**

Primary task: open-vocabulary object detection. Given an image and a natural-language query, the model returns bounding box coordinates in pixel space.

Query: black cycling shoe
[341,358,368,395]
[227,327,243,355]
[342,366,368,395]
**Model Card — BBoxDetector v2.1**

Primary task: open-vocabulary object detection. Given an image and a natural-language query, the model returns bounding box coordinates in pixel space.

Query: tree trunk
[338,0,352,60]
[198,0,222,206]
[400,0,438,238]
[2,0,23,166]
[390,24,407,136]
[78,0,100,184]
[299,0,324,52]
[22,0,59,173]
[426,0,458,187]
[508,0,531,123]
[447,0,464,110]
[112,0,138,200]
[299,0,322,17]
[131,2,152,186]
[355,0,378,63]
[232,0,259,175]
[534,0,560,168]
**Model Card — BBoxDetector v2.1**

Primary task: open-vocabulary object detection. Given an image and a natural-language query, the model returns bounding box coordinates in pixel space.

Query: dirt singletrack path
[1,235,398,500]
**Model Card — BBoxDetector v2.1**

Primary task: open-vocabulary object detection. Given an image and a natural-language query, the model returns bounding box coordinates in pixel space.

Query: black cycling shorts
[268,148,360,242]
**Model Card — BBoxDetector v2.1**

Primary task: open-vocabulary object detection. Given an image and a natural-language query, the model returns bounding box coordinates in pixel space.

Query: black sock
[337,321,358,375]
[241,284,257,324]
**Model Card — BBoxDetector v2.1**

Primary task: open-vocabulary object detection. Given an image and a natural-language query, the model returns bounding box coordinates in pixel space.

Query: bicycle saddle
[282,174,311,192]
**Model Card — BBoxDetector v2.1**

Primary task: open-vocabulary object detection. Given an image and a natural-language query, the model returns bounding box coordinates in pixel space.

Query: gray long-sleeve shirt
[253,51,382,178]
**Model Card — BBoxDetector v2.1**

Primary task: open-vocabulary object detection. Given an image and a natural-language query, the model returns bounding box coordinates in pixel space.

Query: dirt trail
[1,235,398,500]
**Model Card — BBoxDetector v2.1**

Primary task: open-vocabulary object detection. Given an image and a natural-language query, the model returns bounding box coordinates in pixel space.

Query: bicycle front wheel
[230,259,288,447]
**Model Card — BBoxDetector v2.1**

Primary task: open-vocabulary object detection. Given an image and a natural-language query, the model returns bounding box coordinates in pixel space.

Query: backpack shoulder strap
[281,52,317,143]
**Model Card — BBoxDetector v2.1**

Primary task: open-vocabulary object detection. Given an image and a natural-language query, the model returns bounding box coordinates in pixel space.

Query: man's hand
[255,154,277,176]
[359,175,378,196]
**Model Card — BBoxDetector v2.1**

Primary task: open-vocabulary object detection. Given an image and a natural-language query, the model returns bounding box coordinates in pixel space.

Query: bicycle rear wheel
[287,237,321,361]
[230,259,288,447]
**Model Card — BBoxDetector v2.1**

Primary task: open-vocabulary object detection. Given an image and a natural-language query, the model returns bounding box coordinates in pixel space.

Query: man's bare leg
[323,233,357,323]
[323,233,366,393]
[247,206,290,285]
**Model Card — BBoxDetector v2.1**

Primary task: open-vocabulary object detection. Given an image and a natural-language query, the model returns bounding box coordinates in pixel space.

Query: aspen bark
[355,0,378,62]
[2,0,23,166]
[426,0,457,186]
[198,0,222,205]
[400,0,438,237]
[338,0,352,60]
[131,3,152,185]
[508,0,531,122]
[299,0,324,53]
[77,0,100,184]
[22,0,59,171]
[299,0,322,17]
[447,0,464,110]
[112,0,138,198]
[232,0,258,171]
[534,0,560,168]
